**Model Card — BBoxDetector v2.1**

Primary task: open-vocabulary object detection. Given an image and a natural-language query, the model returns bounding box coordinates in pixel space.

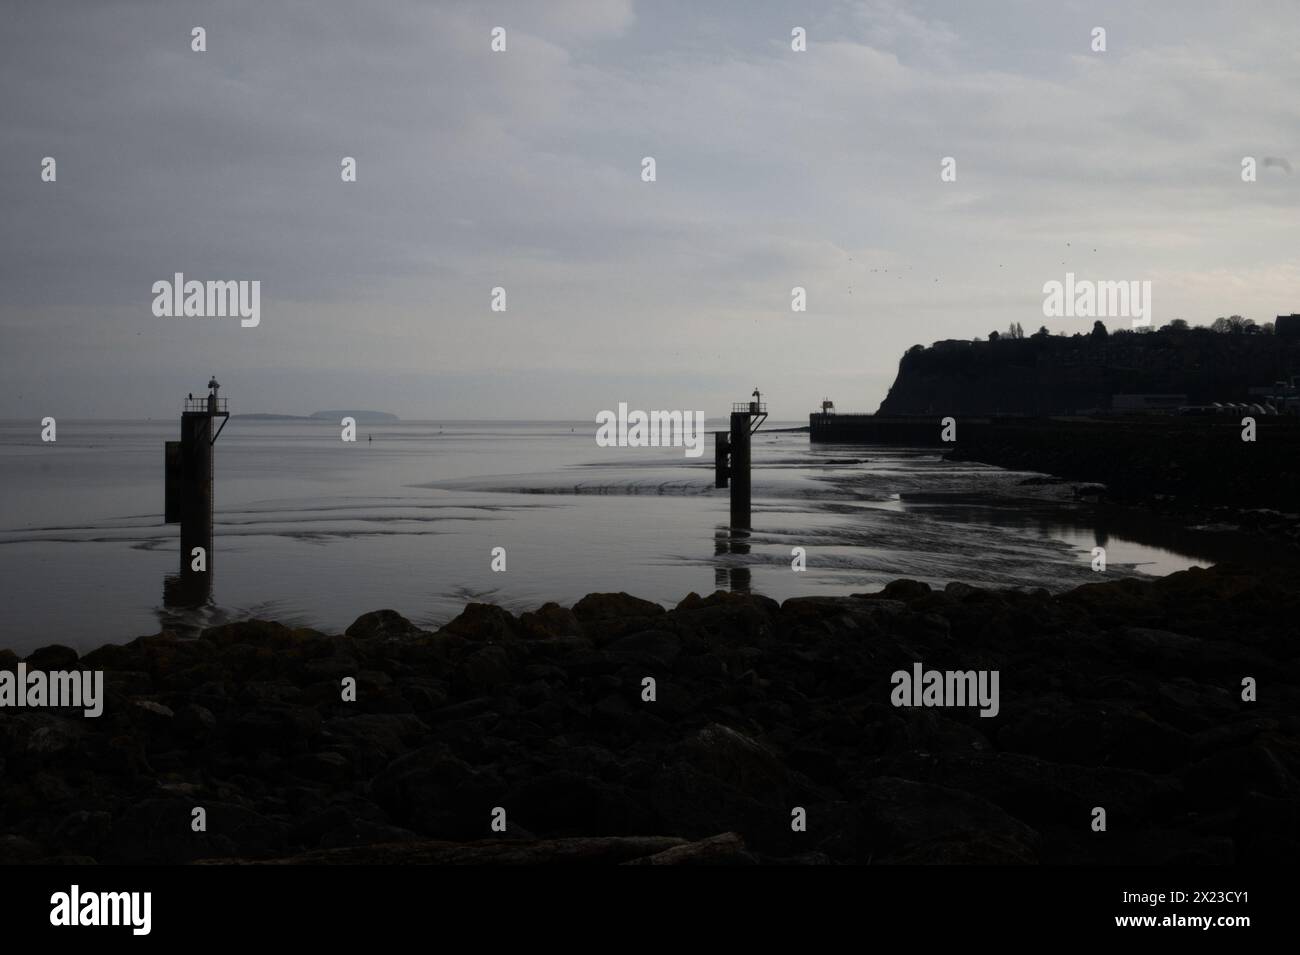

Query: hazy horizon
[4,0,1298,420]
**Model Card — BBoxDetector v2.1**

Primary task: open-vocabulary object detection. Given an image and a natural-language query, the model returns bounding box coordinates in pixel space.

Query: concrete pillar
[165,409,215,607]
[729,411,751,529]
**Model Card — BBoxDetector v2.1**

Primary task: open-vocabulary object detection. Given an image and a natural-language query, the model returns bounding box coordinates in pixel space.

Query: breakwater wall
[811,413,1300,516]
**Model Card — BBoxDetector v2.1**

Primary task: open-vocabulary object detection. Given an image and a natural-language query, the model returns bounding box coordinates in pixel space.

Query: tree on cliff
[1211,315,1255,334]
[988,330,1000,341]
[1091,320,1108,340]
[1162,318,1189,332]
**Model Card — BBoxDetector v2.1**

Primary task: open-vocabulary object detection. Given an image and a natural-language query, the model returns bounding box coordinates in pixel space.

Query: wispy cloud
[1,0,1296,417]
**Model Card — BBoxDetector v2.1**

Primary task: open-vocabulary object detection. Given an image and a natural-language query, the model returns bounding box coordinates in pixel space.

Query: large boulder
[857,776,1040,863]
[572,592,666,622]
[518,603,584,640]
[439,604,520,642]
[604,630,681,667]
[345,610,426,640]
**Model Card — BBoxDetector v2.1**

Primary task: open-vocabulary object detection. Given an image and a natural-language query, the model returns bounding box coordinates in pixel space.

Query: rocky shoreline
[2,564,1297,865]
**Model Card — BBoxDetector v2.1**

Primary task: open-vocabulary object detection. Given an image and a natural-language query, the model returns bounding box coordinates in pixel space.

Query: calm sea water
[0,418,1248,654]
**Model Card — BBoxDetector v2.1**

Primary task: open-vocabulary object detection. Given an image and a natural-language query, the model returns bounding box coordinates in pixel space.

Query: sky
[2,0,1298,420]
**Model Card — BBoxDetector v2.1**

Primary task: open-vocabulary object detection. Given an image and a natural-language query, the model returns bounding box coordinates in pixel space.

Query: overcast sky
[3,0,1298,419]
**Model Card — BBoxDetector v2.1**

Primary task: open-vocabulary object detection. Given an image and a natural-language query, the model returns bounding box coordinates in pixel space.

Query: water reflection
[713,524,752,592]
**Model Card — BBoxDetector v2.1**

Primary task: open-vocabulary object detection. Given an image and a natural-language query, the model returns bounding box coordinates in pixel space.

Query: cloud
[2,0,1298,417]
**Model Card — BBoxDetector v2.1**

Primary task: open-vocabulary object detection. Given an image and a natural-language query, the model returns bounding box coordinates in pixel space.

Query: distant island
[232,410,400,423]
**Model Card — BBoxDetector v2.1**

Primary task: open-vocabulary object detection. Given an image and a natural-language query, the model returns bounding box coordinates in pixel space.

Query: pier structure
[164,377,229,606]
[714,389,767,529]
[809,401,990,444]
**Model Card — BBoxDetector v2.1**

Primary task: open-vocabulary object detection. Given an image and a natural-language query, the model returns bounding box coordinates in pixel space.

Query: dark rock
[858,777,1040,863]
[50,810,112,855]
[6,562,1299,865]
[320,713,426,775]
[1116,627,1269,677]
[883,751,1183,825]
[506,769,649,835]
[104,670,154,696]
[654,682,696,720]
[861,579,932,603]
[1182,742,1300,807]
[229,703,322,754]
[900,711,992,756]
[997,697,1193,772]
[289,750,353,782]
[369,744,492,835]
[1192,718,1278,756]
[201,619,306,649]
[18,714,84,755]
[439,603,520,641]
[518,602,584,639]
[107,799,286,864]
[430,697,500,722]
[200,835,691,865]
[572,592,666,622]
[175,702,218,738]
[456,645,512,693]
[304,656,360,681]
[22,644,79,670]
[132,699,175,724]
[675,590,780,615]
[604,629,681,666]
[0,834,45,864]
[398,677,448,712]
[1234,792,1300,864]
[345,609,425,639]
[682,723,789,792]
[318,820,420,849]
[623,831,748,865]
